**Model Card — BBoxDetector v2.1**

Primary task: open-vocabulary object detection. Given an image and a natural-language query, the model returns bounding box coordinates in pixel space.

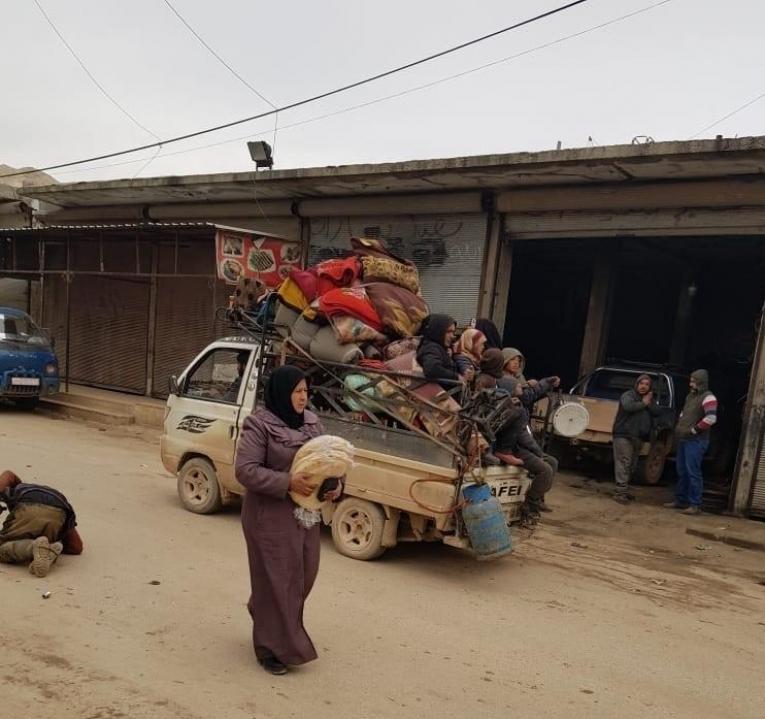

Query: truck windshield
[583,370,672,407]
[0,314,45,343]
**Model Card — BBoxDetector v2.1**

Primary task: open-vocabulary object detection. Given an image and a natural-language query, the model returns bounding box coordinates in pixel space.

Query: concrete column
[490,218,512,338]
[669,270,696,367]
[730,302,765,515]
[476,211,501,320]
[578,251,616,379]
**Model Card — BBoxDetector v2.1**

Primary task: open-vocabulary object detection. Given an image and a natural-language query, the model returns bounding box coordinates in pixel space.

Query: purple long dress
[235,407,323,665]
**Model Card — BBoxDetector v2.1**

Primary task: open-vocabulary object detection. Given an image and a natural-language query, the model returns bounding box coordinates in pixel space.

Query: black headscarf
[420,313,456,347]
[265,365,307,429]
[475,318,502,350]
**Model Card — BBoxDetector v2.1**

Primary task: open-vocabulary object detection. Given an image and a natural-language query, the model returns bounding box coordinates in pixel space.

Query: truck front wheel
[177,457,223,514]
[15,397,39,411]
[331,498,386,561]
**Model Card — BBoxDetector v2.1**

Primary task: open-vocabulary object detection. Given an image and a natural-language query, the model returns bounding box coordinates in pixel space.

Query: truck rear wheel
[331,498,386,561]
[177,457,223,514]
[635,443,668,485]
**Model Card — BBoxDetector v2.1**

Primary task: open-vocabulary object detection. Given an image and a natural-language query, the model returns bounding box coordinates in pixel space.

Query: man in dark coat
[665,369,717,515]
[612,374,661,504]
[492,376,559,525]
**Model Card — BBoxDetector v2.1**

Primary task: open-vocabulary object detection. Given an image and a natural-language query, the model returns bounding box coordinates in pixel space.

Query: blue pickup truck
[0,307,59,410]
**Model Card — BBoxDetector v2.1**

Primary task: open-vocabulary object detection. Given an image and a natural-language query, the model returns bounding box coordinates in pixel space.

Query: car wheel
[15,397,40,411]
[331,498,386,561]
[177,457,223,514]
[635,444,668,485]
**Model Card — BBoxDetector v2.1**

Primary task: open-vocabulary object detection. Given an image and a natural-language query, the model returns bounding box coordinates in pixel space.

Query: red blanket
[318,287,383,331]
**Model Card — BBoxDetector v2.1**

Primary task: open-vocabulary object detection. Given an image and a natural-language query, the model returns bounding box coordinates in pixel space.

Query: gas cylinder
[461,483,512,561]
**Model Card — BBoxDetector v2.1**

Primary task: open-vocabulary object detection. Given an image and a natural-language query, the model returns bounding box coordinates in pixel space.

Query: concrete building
[1,136,764,517]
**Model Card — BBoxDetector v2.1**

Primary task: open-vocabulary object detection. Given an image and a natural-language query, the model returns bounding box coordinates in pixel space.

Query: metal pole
[144,241,159,397]
[65,235,72,393]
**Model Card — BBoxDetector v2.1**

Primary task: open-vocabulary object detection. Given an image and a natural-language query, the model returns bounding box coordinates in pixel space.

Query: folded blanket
[361,255,420,294]
[289,268,319,302]
[365,282,428,338]
[316,256,361,295]
[318,286,383,332]
[329,315,388,345]
[277,277,309,312]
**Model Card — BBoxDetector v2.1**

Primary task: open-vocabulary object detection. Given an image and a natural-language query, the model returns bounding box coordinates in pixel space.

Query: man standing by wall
[665,370,717,515]
[612,374,660,504]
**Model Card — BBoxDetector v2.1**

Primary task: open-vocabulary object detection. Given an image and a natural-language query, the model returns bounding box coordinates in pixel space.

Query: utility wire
[32,0,160,141]
[162,0,277,109]
[691,90,765,139]
[1,0,590,179]
[49,0,672,179]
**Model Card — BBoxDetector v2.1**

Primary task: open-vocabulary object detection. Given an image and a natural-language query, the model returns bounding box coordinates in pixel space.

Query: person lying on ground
[0,470,83,578]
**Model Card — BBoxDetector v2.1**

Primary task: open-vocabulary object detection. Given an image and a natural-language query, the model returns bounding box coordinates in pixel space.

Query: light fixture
[247,141,274,169]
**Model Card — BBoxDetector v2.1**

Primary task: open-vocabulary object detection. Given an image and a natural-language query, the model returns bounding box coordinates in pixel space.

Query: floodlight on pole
[247,141,273,169]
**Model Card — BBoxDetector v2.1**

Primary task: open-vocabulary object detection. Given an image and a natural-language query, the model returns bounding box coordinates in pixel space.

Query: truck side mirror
[168,375,180,396]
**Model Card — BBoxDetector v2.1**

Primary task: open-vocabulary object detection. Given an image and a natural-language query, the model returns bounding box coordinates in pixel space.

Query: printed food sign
[216,230,301,287]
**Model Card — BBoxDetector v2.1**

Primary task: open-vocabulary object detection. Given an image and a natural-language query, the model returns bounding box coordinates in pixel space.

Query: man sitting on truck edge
[612,374,661,505]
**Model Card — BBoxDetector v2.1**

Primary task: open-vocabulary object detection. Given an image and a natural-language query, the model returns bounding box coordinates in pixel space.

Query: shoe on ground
[259,657,288,676]
[612,494,631,505]
[481,452,501,467]
[538,501,553,513]
[29,538,63,578]
[495,451,524,467]
[663,502,687,509]
[681,506,702,515]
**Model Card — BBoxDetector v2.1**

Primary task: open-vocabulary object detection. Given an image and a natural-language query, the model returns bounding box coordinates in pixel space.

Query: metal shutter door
[308,213,488,326]
[67,276,150,393]
[751,438,765,515]
[0,278,28,311]
[42,276,69,377]
[151,277,226,399]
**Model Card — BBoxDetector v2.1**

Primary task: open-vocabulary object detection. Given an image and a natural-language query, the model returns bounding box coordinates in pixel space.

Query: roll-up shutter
[752,439,765,516]
[0,278,28,311]
[308,213,488,326]
[67,276,150,393]
[151,277,227,399]
[42,276,69,377]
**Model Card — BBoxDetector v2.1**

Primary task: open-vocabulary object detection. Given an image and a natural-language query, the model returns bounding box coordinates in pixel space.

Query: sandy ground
[1,406,764,719]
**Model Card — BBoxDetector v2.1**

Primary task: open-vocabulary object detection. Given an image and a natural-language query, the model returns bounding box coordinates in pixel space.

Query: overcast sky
[2,0,763,184]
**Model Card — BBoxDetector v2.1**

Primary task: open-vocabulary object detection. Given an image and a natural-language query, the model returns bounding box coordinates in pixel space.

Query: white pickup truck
[160,335,530,560]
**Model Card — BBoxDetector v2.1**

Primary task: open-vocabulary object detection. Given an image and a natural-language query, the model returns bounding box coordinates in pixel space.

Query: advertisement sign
[215,229,302,287]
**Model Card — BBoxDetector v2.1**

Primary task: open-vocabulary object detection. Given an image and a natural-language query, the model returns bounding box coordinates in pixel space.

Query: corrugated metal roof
[0,221,287,239]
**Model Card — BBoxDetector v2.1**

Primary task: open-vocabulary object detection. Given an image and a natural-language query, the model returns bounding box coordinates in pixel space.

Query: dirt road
[1,407,764,719]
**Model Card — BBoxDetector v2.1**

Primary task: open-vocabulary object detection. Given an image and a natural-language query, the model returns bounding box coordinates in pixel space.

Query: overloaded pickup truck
[536,364,687,484]
[0,307,59,410]
[160,330,531,561]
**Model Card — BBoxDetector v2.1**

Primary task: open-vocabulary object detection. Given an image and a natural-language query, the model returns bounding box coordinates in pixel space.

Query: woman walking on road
[235,365,338,675]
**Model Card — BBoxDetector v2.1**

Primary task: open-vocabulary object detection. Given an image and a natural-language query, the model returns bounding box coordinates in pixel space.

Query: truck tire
[635,443,668,485]
[177,457,223,514]
[331,497,386,561]
[15,397,39,411]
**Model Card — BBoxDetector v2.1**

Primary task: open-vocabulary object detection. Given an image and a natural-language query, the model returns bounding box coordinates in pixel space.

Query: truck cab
[0,307,59,409]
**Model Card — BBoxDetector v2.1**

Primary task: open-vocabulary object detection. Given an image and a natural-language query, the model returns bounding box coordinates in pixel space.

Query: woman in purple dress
[235,365,336,675]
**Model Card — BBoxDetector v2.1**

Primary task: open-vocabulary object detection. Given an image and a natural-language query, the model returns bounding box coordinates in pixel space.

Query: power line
[162,0,277,109]
[32,0,160,141]
[49,0,672,179]
[1,0,590,180]
[691,90,765,139]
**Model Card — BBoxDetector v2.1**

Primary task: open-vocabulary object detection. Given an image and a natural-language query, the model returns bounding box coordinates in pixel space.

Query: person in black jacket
[416,314,469,390]
[612,374,661,504]
[493,376,559,525]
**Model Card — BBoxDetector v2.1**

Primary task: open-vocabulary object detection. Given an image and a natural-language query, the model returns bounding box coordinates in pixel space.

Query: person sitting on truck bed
[475,318,503,351]
[416,314,471,390]
[0,470,83,577]
[453,328,487,379]
[492,377,559,525]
